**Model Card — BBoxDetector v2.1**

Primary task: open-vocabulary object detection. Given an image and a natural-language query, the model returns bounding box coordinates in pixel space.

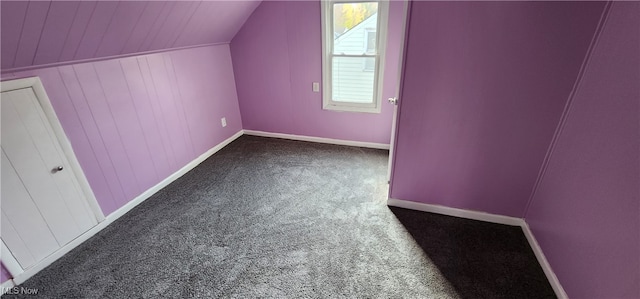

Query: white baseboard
[1,279,16,294]
[243,130,390,150]
[387,197,566,298]
[387,198,524,226]
[521,222,568,299]
[9,130,244,285]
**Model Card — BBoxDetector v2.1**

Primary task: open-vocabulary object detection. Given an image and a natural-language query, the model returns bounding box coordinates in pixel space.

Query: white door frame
[1,76,106,225]
[1,77,105,223]
[1,77,105,281]
[387,0,410,183]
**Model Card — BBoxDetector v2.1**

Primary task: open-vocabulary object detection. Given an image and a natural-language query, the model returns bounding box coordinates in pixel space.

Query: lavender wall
[1,263,9,283]
[1,45,243,216]
[525,3,639,297]
[0,1,260,71]
[389,1,606,217]
[230,0,405,144]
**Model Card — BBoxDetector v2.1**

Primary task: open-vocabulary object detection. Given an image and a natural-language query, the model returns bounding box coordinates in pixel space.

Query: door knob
[52,166,64,173]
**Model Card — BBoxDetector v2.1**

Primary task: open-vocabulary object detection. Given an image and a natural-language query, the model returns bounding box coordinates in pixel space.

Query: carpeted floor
[4,136,555,298]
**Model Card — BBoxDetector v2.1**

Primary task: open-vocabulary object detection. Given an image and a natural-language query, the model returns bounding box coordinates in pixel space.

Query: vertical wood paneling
[0,0,261,71]
[190,2,224,46]
[58,1,98,62]
[170,46,241,154]
[136,56,180,172]
[73,1,119,60]
[138,2,176,53]
[57,66,128,210]
[0,1,29,69]
[32,1,81,66]
[145,55,192,169]
[95,2,148,58]
[72,63,141,200]
[163,55,196,159]
[148,2,195,51]
[173,2,219,47]
[166,1,202,49]
[3,45,243,218]
[120,1,168,55]
[119,57,173,180]
[93,60,159,191]
[169,51,212,154]
[13,1,51,68]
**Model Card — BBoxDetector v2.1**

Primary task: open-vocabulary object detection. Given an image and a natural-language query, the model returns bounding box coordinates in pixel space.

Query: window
[321,0,389,113]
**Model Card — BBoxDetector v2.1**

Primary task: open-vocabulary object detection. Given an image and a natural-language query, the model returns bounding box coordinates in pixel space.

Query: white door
[1,85,99,270]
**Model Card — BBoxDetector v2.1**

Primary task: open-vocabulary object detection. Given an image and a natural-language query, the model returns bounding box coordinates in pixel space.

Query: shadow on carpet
[389,207,556,298]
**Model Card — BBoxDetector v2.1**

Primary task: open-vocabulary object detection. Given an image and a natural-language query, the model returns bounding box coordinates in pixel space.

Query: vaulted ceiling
[0,1,261,71]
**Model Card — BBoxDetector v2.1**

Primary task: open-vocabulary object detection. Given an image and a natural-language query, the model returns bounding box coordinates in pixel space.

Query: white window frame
[321,0,389,113]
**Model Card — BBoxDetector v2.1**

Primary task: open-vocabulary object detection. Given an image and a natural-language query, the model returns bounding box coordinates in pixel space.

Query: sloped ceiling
[0,0,261,71]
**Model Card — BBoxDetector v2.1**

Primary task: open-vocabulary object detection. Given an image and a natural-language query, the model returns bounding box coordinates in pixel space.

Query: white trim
[243,130,390,150]
[521,222,568,299]
[387,103,398,181]
[7,130,244,285]
[387,197,567,298]
[0,42,229,75]
[1,279,16,295]
[1,77,106,223]
[387,0,410,182]
[387,198,524,226]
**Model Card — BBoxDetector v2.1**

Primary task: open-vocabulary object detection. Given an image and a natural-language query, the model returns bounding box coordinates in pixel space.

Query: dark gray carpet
[4,136,555,298]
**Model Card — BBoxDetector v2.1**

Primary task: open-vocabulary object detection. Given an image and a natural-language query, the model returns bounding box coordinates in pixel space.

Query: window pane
[332,2,378,55]
[366,31,376,53]
[363,56,375,71]
[332,56,375,103]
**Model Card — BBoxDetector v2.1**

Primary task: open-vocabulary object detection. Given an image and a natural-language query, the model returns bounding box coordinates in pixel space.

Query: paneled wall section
[525,2,640,297]
[1,45,243,216]
[0,1,260,71]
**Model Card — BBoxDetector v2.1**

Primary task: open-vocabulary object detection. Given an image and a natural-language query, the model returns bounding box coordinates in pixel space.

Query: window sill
[323,103,381,114]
